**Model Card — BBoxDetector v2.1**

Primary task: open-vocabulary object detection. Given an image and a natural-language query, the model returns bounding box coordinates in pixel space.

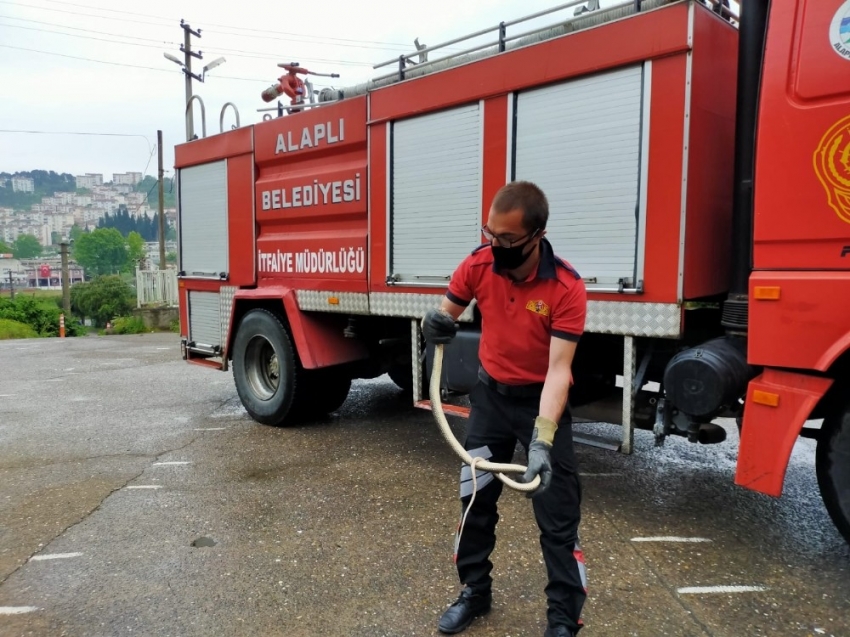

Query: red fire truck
[172,0,850,544]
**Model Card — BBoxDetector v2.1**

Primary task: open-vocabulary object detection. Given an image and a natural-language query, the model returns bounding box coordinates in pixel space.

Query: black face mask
[491,242,535,271]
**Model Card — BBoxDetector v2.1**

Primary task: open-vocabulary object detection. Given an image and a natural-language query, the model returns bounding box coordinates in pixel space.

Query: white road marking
[156,347,170,350]
[0,607,39,614]
[0,394,15,398]
[45,378,63,382]
[153,461,192,466]
[631,537,712,543]
[677,585,767,594]
[194,427,225,431]
[126,485,162,490]
[30,552,83,561]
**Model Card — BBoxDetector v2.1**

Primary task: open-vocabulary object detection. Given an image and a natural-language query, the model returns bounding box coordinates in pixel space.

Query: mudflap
[735,369,833,497]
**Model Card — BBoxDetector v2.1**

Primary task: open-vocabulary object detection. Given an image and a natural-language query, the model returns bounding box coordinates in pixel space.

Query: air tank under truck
[172,0,850,546]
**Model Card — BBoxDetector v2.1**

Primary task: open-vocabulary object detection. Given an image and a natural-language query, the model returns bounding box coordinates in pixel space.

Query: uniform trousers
[454,375,587,631]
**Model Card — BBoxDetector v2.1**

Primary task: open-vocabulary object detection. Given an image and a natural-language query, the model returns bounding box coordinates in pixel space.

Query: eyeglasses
[481,225,540,248]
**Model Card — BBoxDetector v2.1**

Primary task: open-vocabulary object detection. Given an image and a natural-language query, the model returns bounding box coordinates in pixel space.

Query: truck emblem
[813,114,850,225]
[830,0,850,61]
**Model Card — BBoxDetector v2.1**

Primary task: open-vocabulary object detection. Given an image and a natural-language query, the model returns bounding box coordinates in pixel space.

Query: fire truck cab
[173,0,850,545]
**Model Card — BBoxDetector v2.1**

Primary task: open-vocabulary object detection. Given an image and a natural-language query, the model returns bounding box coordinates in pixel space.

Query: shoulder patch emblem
[526,300,550,317]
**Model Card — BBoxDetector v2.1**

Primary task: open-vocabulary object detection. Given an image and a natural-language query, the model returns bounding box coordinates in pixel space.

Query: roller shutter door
[391,103,482,284]
[515,65,644,287]
[188,291,221,350]
[179,160,229,278]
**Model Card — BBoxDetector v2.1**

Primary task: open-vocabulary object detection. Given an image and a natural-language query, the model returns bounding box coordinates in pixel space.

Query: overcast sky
[0,0,733,180]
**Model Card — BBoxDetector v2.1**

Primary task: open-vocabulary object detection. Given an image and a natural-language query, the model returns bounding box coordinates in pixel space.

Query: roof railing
[371,0,738,83]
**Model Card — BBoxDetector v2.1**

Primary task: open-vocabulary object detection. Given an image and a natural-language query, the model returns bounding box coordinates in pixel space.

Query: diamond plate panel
[220,286,237,354]
[295,290,370,314]
[585,301,681,337]
[369,292,476,322]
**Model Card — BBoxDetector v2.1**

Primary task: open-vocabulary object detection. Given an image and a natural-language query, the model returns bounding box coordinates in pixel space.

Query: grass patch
[0,318,39,340]
[110,316,149,335]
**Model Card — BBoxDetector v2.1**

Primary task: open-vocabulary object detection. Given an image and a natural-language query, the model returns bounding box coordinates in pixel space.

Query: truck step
[414,400,470,418]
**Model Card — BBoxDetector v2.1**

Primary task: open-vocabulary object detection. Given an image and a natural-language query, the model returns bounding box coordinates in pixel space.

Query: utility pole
[181,20,203,142]
[157,129,166,270]
[60,240,70,316]
[6,269,13,300]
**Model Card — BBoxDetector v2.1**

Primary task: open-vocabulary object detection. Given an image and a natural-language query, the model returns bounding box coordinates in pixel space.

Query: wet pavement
[0,333,848,637]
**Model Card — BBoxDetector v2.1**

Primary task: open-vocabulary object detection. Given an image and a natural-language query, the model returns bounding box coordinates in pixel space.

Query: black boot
[437,587,492,634]
[543,626,576,637]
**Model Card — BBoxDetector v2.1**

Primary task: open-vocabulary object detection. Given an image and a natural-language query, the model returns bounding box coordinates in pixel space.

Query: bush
[71,275,135,327]
[111,316,148,335]
[0,318,38,340]
[0,295,83,337]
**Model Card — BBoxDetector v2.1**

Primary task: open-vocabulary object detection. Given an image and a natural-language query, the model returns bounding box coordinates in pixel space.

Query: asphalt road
[0,333,848,637]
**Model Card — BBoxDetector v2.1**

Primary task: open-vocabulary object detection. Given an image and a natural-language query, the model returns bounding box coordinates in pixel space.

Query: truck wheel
[816,400,850,544]
[292,368,351,417]
[388,364,412,392]
[231,309,298,426]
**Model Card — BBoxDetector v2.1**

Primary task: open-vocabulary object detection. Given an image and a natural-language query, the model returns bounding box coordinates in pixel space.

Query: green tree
[69,224,85,242]
[71,275,135,327]
[0,240,11,254]
[73,227,128,276]
[126,231,146,266]
[165,251,178,264]
[12,234,42,259]
[166,225,177,242]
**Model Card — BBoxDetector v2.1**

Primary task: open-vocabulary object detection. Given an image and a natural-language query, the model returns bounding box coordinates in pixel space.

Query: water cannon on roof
[260,62,341,113]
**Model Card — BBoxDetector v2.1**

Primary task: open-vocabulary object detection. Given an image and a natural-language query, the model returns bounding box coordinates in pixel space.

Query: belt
[478,367,544,398]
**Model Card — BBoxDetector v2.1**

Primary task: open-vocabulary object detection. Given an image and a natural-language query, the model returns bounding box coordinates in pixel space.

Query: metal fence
[136,268,179,308]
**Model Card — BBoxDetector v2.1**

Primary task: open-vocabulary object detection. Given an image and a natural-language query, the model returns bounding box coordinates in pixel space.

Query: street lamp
[162,51,226,141]
[202,57,226,80]
[163,53,226,81]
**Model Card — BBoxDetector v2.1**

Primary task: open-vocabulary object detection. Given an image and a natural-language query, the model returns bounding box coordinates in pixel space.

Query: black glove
[520,420,556,497]
[422,308,458,344]
[521,439,553,497]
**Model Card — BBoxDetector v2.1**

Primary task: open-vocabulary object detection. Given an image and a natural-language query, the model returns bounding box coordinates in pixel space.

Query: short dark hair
[491,181,549,232]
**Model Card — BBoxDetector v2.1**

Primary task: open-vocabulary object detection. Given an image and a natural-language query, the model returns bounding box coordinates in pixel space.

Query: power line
[0,44,274,82]
[26,0,174,22]
[30,0,420,48]
[0,0,423,50]
[0,15,400,66]
[0,22,178,50]
[203,47,374,68]
[0,43,177,73]
[0,15,175,44]
[0,21,376,67]
[0,130,154,154]
[0,0,172,28]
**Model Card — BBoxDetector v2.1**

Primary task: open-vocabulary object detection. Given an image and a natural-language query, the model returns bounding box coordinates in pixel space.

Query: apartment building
[11,177,35,193]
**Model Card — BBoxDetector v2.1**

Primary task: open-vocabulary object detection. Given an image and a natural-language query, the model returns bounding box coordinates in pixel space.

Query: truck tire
[816,400,850,544]
[231,309,298,426]
[388,364,413,392]
[291,368,351,418]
